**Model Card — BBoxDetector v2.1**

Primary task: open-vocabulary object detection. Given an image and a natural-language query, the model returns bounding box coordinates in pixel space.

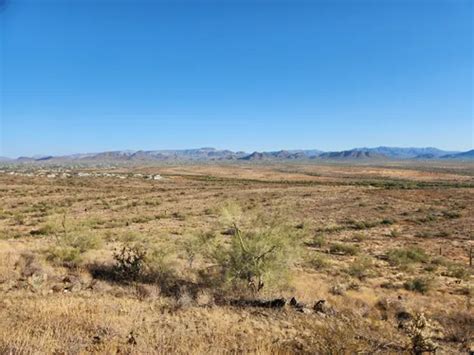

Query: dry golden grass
[0,162,472,353]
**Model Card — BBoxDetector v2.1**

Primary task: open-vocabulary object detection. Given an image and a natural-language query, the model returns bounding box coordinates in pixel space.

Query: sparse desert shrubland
[0,162,472,354]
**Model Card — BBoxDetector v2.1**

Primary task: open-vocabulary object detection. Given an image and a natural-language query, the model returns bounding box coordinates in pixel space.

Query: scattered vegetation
[46,233,102,267]
[307,253,331,270]
[310,234,326,248]
[346,255,373,280]
[329,242,359,256]
[404,277,433,294]
[387,247,428,268]
[0,163,472,353]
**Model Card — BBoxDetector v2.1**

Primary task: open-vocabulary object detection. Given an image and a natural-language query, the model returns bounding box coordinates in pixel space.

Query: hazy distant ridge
[3,147,472,163]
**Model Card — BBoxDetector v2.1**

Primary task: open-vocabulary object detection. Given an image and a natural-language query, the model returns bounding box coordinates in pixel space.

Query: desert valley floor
[0,162,472,354]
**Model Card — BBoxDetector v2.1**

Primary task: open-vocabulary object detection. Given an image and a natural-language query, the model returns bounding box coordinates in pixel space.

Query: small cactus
[406,313,438,355]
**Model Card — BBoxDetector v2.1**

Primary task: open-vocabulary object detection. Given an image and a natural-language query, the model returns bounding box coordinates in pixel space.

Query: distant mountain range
[1,147,473,164]
[318,150,386,160]
[439,149,474,160]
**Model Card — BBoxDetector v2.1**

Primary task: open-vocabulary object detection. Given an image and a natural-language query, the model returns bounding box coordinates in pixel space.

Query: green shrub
[312,234,326,248]
[351,220,377,230]
[389,229,401,238]
[46,233,102,267]
[329,243,359,256]
[182,232,217,268]
[308,253,331,270]
[442,210,461,219]
[404,277,433,294]
[447,264,471,280]
[66,233,103,253]
[387,247,428,267]
[430,256,449,266]
[215,203,299,294]
[145,245,175,282]
[352,233,366,242]
[381,218,394,225]
[347,255,373,279]
[423,263,438,273]
[47,246,82,267]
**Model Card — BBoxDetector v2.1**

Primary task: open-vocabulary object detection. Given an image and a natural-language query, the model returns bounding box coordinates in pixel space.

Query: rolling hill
[441,149,474,160]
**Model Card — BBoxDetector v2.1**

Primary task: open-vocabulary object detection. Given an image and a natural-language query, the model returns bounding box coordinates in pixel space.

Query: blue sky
[0,0,472,157]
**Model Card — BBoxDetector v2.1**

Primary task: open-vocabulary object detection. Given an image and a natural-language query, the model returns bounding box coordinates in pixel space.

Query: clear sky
[0,0,472,157]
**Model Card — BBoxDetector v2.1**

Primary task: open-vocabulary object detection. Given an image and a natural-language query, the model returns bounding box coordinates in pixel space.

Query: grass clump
[442,210,461,219]
[47,246,82,267]
[307,253,331,270]
[349,220,378,230]
[329,242,359,256]
[352,233,366,242]
[387,247,428,267]
[46,233,102,268]
[346,255,373,280]
[311,234,326,248]
[389,229,401,238]
[30,223,55,236]
[182,232,217,268]
[446,264,471,281]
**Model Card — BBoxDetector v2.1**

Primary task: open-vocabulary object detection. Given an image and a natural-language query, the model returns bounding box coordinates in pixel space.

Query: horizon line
[2,145,471,160]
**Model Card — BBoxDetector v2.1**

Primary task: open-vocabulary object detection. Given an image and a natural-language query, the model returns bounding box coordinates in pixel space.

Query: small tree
[216,203,298,295]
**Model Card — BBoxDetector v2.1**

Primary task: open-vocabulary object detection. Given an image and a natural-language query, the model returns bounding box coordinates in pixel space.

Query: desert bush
[47,246,82,267]
[46,233,102,267]
[329,243,359,256]
[446,264,471,280]
[423,263,438,273]
[352,233,366,242]
[346,255,373,280]
[381,218,394,225]
[146,245,176,283]
[113,244,147,281]
[171,212,186,221]
[349,220,377,230]
[442,210,461,219]
[387,247,428,267]
[404,277,433,294]
[389,229,401,238]
[308,253,331,270]
[30,223,55,236]
[311,234,326,248]
[109,242,175,284]
[182,232,217,268]
[66,233,103,253]
[12,213,25,226]
[214,203,299,294]
[430,256,449,266]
